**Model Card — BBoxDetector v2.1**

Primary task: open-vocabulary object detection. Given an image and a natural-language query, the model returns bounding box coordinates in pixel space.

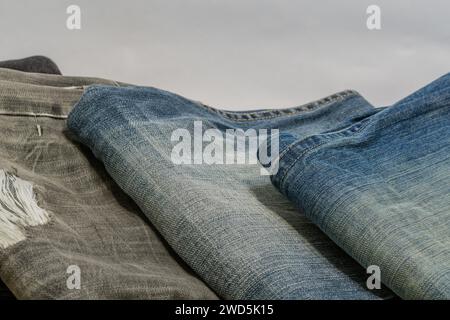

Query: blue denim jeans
[68,84,392,299]
[263,73,450,299]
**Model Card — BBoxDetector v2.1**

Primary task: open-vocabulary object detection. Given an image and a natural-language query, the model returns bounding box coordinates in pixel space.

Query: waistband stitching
[198,90,359,122]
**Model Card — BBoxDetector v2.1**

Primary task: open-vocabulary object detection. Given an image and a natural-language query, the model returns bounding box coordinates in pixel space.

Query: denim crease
[0,68,217,299]
[264,73,450,299]
[67,83,393,299]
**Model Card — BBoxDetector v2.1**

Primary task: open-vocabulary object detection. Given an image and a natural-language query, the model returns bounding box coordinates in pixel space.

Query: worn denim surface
[68,84,393,299]
[0,57,63,300]
[263,73,450,299]
[0,56,61,75]
[0,68,217,299]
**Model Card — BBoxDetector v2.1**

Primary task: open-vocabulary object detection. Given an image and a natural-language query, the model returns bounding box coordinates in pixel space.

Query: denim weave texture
[0,68,217,299]
[68,83,394,299]
[266,73,450,299]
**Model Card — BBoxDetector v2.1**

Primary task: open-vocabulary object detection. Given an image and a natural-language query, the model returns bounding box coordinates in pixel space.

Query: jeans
[0,56,61,75]
[0,68,217,299]
[265,73,450,299]
[68,84,392,299]
[0,57,64,300]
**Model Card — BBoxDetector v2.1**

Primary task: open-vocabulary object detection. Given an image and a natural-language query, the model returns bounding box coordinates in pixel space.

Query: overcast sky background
[1,0,449,109]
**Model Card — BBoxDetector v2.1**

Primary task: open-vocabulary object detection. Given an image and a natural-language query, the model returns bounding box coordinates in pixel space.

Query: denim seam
[0,112,68,119]
[277,121,374,188]
[197,90,358,122]
[206,91,356,121]
[277,119,369,164]
[277,141,329,188]
[277,94,450,189]
[0,82,123,119]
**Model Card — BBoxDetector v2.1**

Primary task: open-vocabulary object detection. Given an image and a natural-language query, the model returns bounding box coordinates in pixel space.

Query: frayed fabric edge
[0,169,50,249]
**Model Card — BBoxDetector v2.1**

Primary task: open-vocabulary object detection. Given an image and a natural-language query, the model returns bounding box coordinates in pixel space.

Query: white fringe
[0,170,50,249]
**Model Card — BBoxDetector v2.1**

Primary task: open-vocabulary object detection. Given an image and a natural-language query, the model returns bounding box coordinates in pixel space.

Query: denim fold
[68,84,392,299]
[265,73,450,299]
[0,68,217,299]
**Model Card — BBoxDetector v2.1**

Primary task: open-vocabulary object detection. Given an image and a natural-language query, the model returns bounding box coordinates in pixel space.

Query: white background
[1,0,449,109]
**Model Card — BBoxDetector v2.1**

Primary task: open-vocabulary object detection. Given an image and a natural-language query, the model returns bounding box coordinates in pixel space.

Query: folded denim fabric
[0,68,217,299]
[0,56,61,75]
[262,73,450,299]
[68,84,393,299]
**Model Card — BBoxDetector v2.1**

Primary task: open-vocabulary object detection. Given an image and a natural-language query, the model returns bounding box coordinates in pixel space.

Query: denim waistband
[0,67,361,122]
[198,90,359,121]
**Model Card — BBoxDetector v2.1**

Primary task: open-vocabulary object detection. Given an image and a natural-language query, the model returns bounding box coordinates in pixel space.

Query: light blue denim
[67,84,393,299]
[262,73,450,299]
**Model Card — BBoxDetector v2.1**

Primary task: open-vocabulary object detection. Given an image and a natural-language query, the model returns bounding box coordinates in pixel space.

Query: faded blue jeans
[67,84,393,299]
[263,73,450,299]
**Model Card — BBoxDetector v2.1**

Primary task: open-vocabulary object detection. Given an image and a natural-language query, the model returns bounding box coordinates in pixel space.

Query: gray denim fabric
[0,59,62,299]
[0,68,217,299]
[0,56,62,75]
